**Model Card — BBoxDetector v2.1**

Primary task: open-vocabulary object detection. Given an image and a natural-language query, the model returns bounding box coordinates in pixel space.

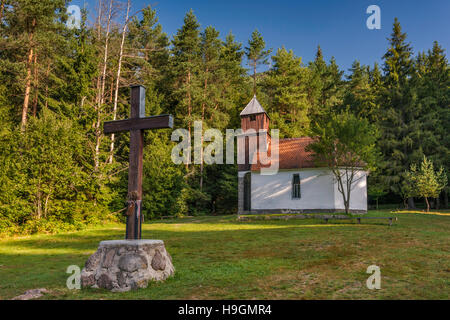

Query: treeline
[0,1,448,234]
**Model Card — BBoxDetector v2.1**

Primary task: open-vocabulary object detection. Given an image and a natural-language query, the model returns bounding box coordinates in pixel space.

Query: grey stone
[97,273,113,290]
[116,271,126,287]
[151,249,166,271]
[11,288,49,300]
[102,249,116,268]
[118,253,147,272]
[81,272,95,287]
[85,249,102,271]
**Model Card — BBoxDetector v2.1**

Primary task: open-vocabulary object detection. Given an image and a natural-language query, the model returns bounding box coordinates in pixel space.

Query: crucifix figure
[104,85,173,240]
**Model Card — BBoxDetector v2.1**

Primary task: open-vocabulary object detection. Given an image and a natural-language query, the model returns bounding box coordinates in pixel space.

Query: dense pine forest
[0,1,448,235]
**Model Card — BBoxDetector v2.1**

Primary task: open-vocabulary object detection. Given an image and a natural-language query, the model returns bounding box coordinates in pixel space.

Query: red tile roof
[251,137,318,171]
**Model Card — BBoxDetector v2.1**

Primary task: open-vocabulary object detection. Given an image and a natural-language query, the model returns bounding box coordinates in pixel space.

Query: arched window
[292,174,301,199]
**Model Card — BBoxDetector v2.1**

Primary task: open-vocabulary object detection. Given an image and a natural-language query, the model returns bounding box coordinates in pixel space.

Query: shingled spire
[240,95,268,117]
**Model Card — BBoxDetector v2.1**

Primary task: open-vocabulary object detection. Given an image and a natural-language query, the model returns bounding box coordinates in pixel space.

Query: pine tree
[245,29,271,95]
[344,60,380,123]
[308,46,344,123]
[0,0,68,130]
[263,46,311,138]
[198,26,222,189]
[219,32,247,128]
[171,9,201,137]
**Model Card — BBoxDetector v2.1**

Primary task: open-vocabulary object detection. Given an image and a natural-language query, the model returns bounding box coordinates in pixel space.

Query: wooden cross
[104,85,173,240]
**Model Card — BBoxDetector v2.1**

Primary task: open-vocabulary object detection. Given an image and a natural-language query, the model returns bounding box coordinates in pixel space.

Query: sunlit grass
[392,209,450,216]
[0,210,448,300]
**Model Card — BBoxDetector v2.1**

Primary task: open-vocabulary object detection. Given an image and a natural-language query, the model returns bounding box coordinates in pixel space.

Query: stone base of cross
[103,85,173,240]
[81,239,175,292]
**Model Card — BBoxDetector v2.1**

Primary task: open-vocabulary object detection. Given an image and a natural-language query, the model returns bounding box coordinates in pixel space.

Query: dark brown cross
[104,85,173,240]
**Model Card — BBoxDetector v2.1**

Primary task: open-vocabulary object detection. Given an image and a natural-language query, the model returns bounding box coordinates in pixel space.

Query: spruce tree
[308,46,344,123]
[378,18,418,206]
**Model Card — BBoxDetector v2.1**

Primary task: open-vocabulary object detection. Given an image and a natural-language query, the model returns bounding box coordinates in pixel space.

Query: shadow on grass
[0,220,378,253]
[0,213,448,300]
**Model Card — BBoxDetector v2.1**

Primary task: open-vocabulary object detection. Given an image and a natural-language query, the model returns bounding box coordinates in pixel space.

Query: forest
[0,0,448,235]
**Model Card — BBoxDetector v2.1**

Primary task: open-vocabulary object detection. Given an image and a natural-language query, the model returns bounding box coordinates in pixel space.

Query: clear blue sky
[72,0,449,74]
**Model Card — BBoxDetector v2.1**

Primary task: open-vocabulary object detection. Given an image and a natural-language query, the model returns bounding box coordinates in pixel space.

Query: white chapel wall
[250,169,336,210]
[251,168,368,212]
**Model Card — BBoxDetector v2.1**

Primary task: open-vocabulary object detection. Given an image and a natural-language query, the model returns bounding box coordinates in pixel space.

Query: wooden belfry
[104,85,173,240]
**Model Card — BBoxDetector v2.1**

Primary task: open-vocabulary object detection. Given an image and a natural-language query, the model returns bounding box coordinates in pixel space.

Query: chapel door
[244,172,251,211]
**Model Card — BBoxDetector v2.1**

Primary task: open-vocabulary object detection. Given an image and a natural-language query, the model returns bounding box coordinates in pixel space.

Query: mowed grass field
[0,210,449,300]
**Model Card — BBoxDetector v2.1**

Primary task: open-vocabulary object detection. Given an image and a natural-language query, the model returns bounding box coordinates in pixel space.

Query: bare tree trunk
[187,70,192,136]
[36,193,42,219]
[425,197,430,212]
[186,70,192,171]
[95,0,103,106]
[199,66,208,191]
[21,18,36,132]
[108,79,114,103]
[108,0,130,164]
[253,61,256,95]
[407,197,416,210]
[95,0,113,170]
[444,189,449,209]
[335,170,348,215]
[346,170,352,214]
[0,0,5,22]
[44,193,51,218]
[44,63,50,109]
[32,53,39,117]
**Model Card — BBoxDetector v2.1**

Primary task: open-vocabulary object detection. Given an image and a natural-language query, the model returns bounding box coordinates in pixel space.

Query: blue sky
[70,0,449,74]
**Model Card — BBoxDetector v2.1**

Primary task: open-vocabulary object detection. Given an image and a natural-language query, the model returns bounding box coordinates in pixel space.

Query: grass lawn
[0,210,449,300]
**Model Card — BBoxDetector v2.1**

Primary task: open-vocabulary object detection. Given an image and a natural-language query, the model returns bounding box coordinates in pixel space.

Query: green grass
[0,210,449,300]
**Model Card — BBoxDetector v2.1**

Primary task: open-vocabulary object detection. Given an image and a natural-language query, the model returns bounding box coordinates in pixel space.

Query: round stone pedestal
[81,240,175,292]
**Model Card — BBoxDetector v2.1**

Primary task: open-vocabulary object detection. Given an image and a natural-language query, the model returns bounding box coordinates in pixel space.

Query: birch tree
[108,0,130,164]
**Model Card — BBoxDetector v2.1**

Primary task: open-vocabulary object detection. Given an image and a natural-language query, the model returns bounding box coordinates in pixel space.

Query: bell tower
[237,96,270,214]
[238,95,270,172]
